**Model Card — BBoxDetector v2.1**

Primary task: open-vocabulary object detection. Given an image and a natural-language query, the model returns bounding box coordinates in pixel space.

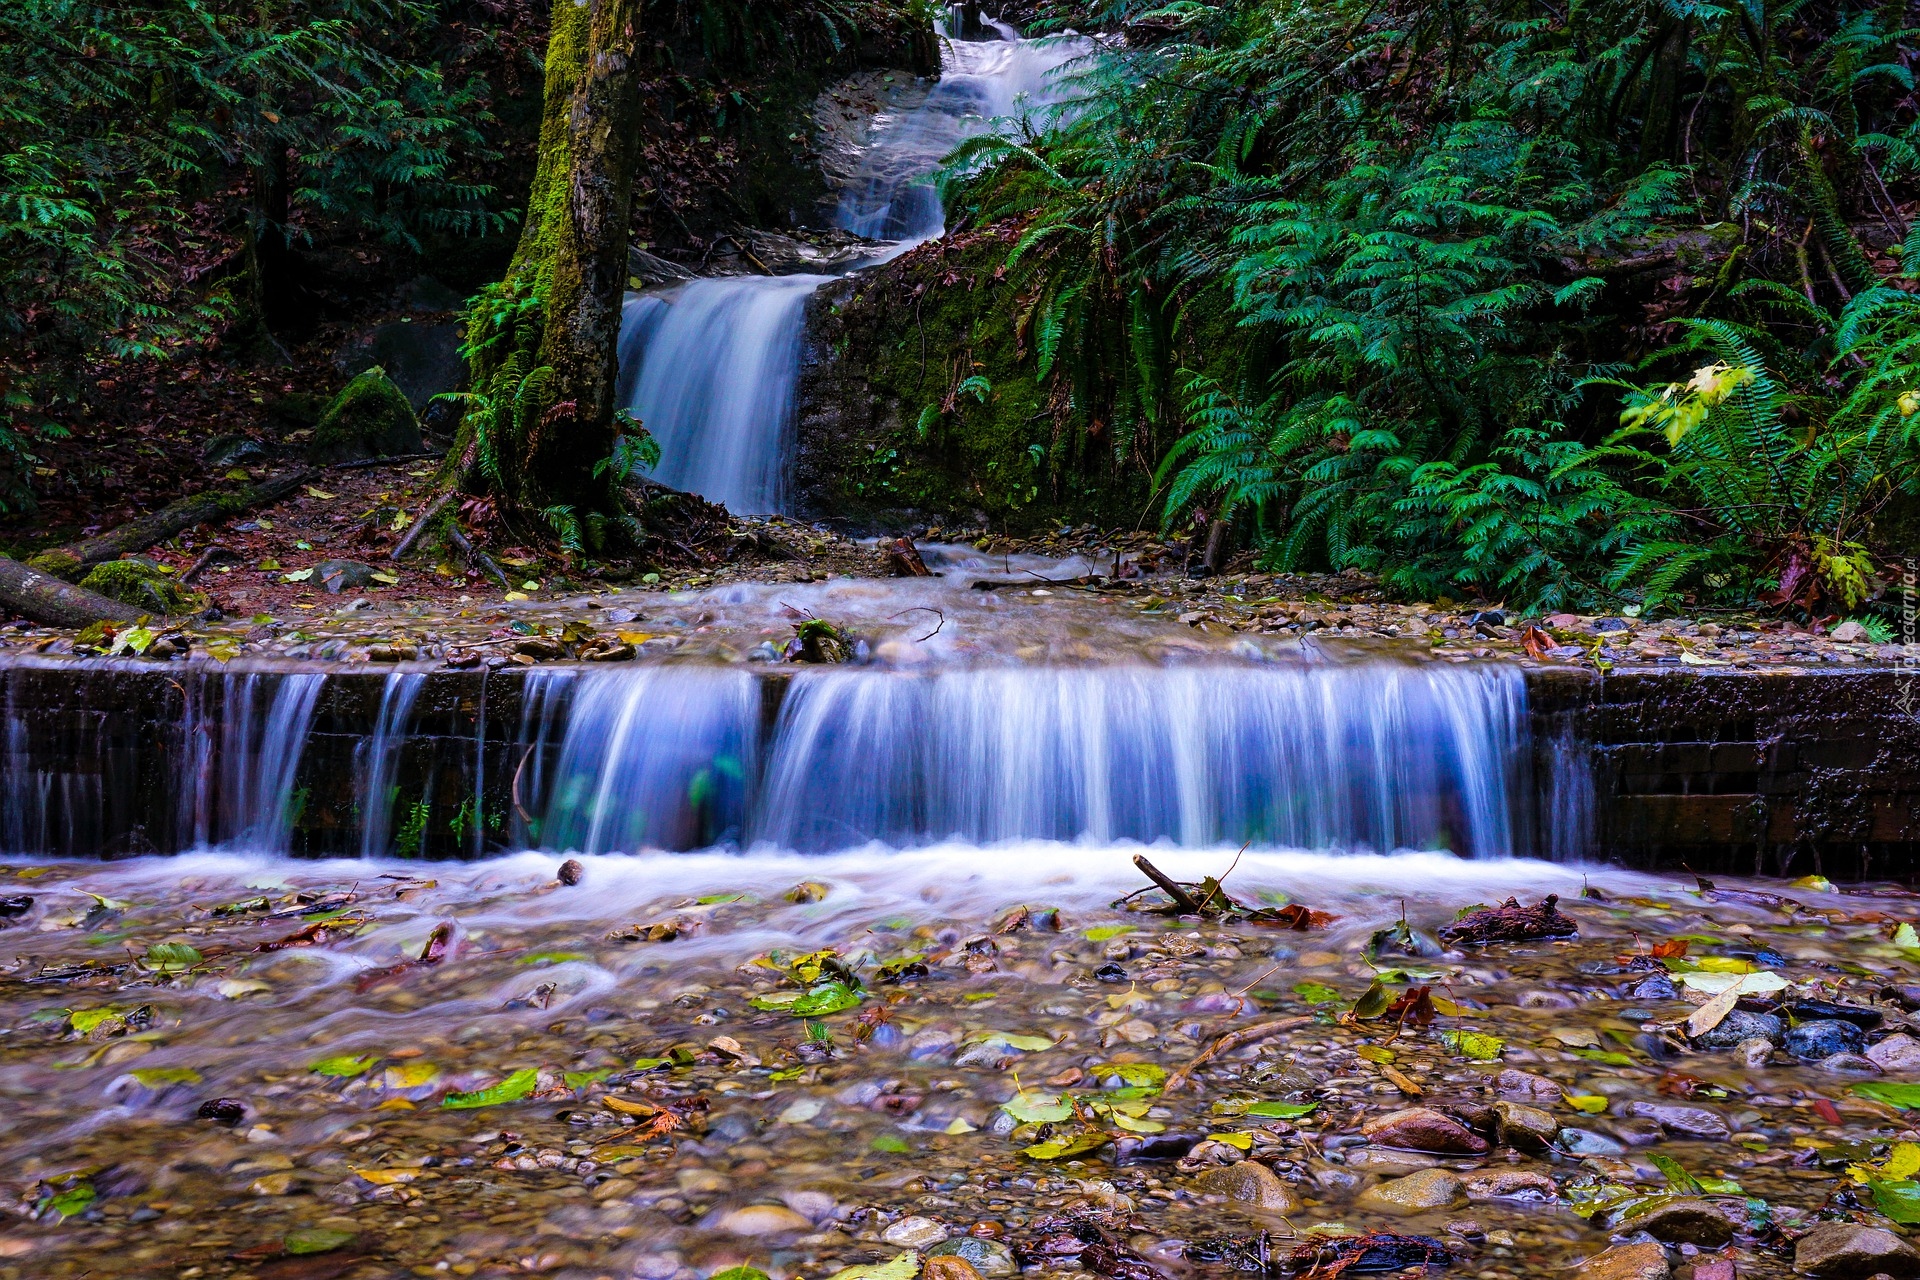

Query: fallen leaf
[303,486,338,500]
[441,1067,539,1109]
[1440,1030,1505,1062]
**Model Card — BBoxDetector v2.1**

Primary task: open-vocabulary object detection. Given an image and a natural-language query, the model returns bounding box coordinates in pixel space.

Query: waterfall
[526,662,1543,858]
[836,27,1088,242]
[181,671,326,852]
[356,671,428,857]
[537,667,761,855]
[613,276,830,514]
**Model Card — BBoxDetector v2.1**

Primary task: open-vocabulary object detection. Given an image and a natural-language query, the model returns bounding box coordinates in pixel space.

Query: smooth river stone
[1361,1107,1489,1154]
[1193,1160,1302,1213]
[1356,1168,1463,1212]
[716,1204,814,1236]
[1794,1222,1920,1277]
[1575,1242,1670,1280]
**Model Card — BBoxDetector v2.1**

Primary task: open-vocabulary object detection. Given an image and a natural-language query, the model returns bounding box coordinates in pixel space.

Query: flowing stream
[613,16,1087,513]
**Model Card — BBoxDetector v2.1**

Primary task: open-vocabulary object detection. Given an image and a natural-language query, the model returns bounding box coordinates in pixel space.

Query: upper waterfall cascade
[613,15,1088,513]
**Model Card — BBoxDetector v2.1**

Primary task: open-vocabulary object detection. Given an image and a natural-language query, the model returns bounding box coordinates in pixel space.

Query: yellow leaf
[369,571,399,586]
[616,631,654,644]
[602,1095,659,1117]
[504,592,530,601]
[1210,1131,1254,1150]
[1356,1045,1396,1063]
[303,486,338,500]
[382,1062,440,1090]
[1886,1142,1920,1180]
[376,1097,416,1110]
[944,1117,977,1134]
[351,1167,418,1185]
[1565,1094,1609,1114]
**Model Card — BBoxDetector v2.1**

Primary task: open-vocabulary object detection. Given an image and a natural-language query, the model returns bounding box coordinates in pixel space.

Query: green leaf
[1091,1062,1167,1088]
[1870,1179,1920,1224]
[1023,1130,1112,1160]
[128,1066,201,1086]
[1292,981,1342,1004]
[696,893,744,905]
[520,951,589,964]
[68,1007,124,1034]
[1441,1030,1505,1062]
[1650,1153,1701,1193]
[1349,981,1392,1020]
[871,1133,911,1153]
[974,1032,1055,1052]
[1083,925,1135,941]
[1572,1048,1636,1067]
[630,1057,670,1072]
[779,981,862,1017]
[1245,1100,1319,1118]
[312,1054,380,1078]
[442,1067,539,1109]
[825,1253,920,1280]
[142,942,203,972]
[285,1227,357,1255]
[564,1069,612,1090]
[712,1268,772,1280]
[1002,1094,1075,1124]
[1855,1082,1920,1110]
[46,1184,96,1219]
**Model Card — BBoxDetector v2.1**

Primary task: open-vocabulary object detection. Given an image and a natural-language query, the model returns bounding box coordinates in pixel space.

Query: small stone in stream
[1693,1010,1782,1049]
[1627,1101,1730,1139]
[1867,1033,1920,1073]
[781,1189,837,1223]
[1630,974,1680,1000]
[926,1237,1017,1276]
[1816,1051,1882,1075]
[1736,1038,1774,1069]
[715,1204,814,1236]
[1357,1168,1464,1212]
[1628,1198,1741,1246]
[924,1257,985,1280]
[313,559,379,593]
[1094,962,1127,983]
[1490,1100,1558,1150]
[1793,999,1885,1031]
[1193,1160,1302,1213]
[1690,1261,1735,1280]
[1784,1020,1865,1060]
[1560,1128,1628,1156]
[1793,1222,1920,1277]
[1463,1169,1558,1202]
[1517,990,1576,1009]
[883,1216,950,1248]
[1576,1242,1671,1280]
[0,895,30,918]
[1362,1107,1490,1154]
[557,859,583,886]
[1445,1220,1485,1240]
[196,1097,246,1125]
[1493,1068,1564,1101]
[1115,1133,1203,1165]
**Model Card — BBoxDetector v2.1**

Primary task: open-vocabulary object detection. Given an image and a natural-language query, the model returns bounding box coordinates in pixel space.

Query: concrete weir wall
[1,660,1917,871]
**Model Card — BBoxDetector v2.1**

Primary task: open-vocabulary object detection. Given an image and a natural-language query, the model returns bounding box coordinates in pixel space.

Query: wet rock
[196,1098,246,1125]
[1792,999,1883,1030]
[1361,1107,1490,1154]
[1691,1260,1736,1280]
[1692,1010,1782,1049]
[716,1204,813,1236]
[927,1237,1017,1276]
[1867,1033,1920,1074]
[1630,975,1680,1001]
[1193,1160,1302,1213]
[781,1190,838,1223]
[1816,1051,1881,1075]
[1491,1100,1559,1150]
[557,859,584,886]
[1493,1068,1564,1102]
[906,1028,958,1062]
[1627,1101,1730,1139]
[1345,1148,1443,1175]
[1356,1168,1464,1212]
[1559,1128,1627,1156]
[1784,1020,1865,1060]
[0,895,30,918]
[1793,1221,1920,1277]
[925,1257,986,1280]
[1576,1242,1671,1280]
[883,1216,950,1247]
[1628,1198,1742,1246]
[1736,1038,1775,1069]
[1463,1169,1558,1201]
[313,560,380,594]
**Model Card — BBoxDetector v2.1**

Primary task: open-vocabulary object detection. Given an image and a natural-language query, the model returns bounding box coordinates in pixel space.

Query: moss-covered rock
[79,559,204,616]
[308,366,422,464]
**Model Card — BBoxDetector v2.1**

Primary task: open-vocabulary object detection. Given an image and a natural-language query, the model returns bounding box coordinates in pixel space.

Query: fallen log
[25,468,317,579]
[0,556,142,626]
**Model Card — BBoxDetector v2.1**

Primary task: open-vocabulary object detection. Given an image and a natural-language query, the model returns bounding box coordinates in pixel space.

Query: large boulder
[1794,1222,1920,1277]
[308,367,423,464]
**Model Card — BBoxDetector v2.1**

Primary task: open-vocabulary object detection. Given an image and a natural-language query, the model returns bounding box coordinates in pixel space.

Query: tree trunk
[25,468,315,579]
[0,557,141,627]
[456,0,644,522]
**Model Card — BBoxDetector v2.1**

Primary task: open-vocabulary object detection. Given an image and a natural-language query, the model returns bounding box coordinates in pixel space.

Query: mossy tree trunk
[456,0,644,531]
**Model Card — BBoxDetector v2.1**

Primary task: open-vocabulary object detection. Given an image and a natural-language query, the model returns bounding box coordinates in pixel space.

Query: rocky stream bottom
[2,849,1919,1280]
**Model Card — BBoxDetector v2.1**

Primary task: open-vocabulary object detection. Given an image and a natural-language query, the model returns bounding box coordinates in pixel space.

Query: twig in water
[1132,854,1201,914]
[1166,1016,1314,1092]
[888,606,945,642]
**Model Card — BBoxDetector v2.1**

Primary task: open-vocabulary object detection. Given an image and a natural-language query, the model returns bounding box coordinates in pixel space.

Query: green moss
[310,367,420,463]
[80,560,203,615]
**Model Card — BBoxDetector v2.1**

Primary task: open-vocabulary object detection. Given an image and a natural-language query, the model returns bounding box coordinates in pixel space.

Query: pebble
[715,1205,814,1236]
[1792,1221,1920,1277]
[1626,1102,1730,1139]
[1463,1169,1558,1202]
[1490,1100,1558,1150]
[1559,1128,1628,1156]
[1816,1051,1882,1075]
[1630,975,1680,1001]
[1693,1011,1782,1049]
[882,1216,951,1248]
[1867,1033,1920,1074]
[924,1258,986,1280]
[1735,1038,1774,1069]
[1784,1020,1865,1060]
[1356,1168,1464,1212]
[1492,1069,1563,1102]
[1361,1107,1490,1154]
[926,1237,1017,1276]
[1576,1242,1671,1280]
[1627,1198,1741,1246]
[1192,1160,1303,1214]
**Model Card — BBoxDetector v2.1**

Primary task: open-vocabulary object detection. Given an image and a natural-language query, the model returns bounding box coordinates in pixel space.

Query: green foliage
[950,0,1920,609]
